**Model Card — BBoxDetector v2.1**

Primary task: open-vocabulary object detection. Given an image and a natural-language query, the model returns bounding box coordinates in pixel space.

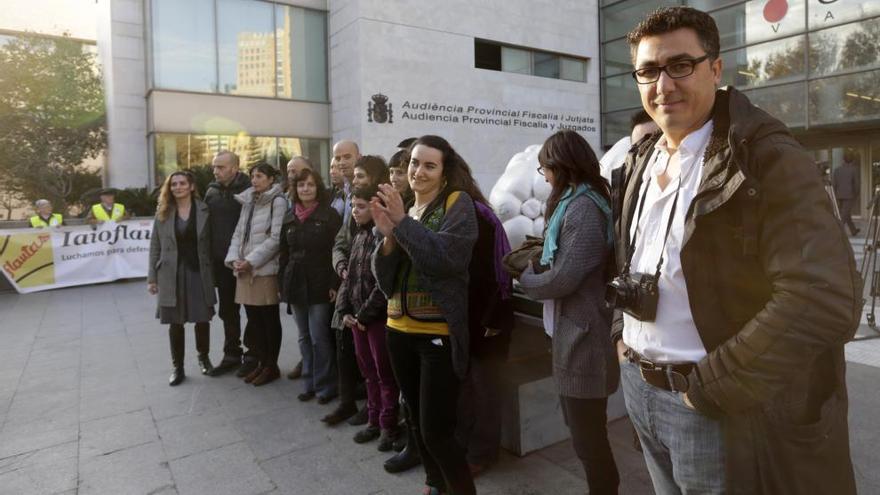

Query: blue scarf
[541,183,613,266]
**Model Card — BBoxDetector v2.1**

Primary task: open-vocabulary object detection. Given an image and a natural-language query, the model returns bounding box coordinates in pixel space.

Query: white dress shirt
[622,120,714,363]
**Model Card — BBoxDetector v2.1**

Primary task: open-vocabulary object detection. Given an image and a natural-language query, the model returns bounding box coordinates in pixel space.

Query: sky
[0,0,98,40]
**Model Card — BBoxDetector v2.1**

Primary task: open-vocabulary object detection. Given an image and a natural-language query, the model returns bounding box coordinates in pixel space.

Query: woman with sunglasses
[148,170,216,386]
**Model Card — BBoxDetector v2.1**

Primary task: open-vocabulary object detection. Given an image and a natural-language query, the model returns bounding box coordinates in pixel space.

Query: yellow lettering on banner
[0,231,56,288]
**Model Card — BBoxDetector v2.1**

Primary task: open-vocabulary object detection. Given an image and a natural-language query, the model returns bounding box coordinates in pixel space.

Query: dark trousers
[455,354,504,466]
[169,322,209,367]
[213,261,254,360]
[336,326,362,405]
[352,321,399,429]
[837,198,858,234]
[560,396,620,495]
[244,304,282,368]
[387,329,475,495]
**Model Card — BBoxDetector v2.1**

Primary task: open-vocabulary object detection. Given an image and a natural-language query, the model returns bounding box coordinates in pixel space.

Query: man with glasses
[612,7,860,494]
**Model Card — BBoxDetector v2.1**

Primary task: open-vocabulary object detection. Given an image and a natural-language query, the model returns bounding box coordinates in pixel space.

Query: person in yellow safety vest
[87,188,129,224]
[29,199,63,228]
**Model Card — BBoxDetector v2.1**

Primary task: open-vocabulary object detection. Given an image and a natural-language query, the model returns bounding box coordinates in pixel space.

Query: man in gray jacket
[833,151,861,236]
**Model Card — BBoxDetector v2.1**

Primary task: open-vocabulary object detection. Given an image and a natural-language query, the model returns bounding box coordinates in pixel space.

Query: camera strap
[624,169,683,280]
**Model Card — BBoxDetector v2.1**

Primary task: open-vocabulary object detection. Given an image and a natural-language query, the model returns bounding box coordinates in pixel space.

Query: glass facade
[475,40,589,82]
[599,0,880,147]
[150,0,328,102]
[153,133,330,184]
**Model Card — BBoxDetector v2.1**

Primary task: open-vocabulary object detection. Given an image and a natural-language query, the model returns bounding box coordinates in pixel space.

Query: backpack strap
[444,191,461,211]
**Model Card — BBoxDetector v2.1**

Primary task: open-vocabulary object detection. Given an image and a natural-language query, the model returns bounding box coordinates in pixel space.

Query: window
[154,133,330,184]
[809,0,880,30]
[603,0,678,41]
[720,35,806,89]
[711,0,806,50]
[809,70,880,126]
[217,0,275,97]
[602,37,632,77]
[474,40,588,82]
[742,81,807,128]
[602,108,637,149]
[602,73,641,112]
[810,18,880,77]
[276,5,328,101]
[151,0,217,92]
[150,0,328,102]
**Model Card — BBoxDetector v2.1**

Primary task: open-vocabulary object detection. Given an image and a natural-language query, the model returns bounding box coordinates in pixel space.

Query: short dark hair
[397,137,417,149]
[216,150,240,167]
[351,185,377,202]
[630,109,653,131]
[389,149,410,170]
[354,155,389,187]
[289,155,313,169]
[627,7,720,63]
[290,168,328,205]
[249,162,279,180]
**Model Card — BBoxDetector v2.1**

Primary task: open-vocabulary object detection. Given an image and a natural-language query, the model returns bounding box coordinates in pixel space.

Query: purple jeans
[351,321,399,429]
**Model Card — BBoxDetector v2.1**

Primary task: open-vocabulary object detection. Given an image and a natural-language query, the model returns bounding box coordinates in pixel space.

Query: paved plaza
[0,279,879,495]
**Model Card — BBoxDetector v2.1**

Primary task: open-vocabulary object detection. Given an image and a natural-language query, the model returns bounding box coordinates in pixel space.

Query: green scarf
[541,184,612,266]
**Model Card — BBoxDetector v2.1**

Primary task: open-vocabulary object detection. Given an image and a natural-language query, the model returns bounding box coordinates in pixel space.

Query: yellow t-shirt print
[0,231,56,288]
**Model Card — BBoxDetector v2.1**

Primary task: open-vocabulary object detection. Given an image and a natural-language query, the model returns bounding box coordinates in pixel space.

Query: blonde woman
[148,171,216,386]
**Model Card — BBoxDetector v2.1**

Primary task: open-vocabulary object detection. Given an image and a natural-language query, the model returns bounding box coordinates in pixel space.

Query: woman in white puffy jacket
[225,163,288,386]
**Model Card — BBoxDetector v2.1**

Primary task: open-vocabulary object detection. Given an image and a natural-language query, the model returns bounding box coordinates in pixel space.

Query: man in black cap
[86,188,130,224]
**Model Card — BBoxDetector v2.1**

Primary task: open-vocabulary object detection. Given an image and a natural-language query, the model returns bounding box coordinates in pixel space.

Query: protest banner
[0,219,152,294]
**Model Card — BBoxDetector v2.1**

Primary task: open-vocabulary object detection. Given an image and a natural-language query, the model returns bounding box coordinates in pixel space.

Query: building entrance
[801,130,880,221]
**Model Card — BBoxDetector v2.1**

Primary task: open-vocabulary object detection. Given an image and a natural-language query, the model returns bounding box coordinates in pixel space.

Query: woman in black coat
[279,169,342,403]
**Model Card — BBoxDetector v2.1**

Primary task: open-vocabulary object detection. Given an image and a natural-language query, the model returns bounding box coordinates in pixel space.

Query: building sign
[367,94,598,134]
[0,220,151,294]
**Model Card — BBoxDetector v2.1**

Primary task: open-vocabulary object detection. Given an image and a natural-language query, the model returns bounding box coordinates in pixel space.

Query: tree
[0,33,107,215]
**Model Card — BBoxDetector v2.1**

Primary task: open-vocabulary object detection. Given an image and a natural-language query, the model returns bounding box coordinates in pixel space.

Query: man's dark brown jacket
[612,87,862,495]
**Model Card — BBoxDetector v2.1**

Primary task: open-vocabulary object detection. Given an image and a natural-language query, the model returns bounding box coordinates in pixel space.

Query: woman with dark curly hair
[372,135,484,495]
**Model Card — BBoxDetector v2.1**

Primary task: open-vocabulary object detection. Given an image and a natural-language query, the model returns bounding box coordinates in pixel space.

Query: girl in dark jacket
[280,169,342,403]
[336,186,399,450]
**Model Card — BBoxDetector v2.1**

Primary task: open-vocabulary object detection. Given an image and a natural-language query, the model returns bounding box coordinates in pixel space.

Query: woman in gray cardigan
[371,135,479,495]
[148,170,216,386]
[517,130,620,495]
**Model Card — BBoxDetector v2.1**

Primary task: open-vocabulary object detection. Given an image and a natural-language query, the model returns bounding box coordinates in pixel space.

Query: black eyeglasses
[536,164,546,176]
[631,54,711,84]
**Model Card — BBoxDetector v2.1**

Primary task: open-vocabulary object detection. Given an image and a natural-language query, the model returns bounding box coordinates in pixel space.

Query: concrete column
[96,0,150,189]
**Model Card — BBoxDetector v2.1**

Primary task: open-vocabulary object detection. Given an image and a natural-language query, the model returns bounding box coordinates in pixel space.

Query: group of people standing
[143,7,863,495]
[146,135,524,494]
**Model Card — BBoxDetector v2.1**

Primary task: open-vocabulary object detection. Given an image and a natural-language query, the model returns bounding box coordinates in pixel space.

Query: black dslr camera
[605,272,659,322]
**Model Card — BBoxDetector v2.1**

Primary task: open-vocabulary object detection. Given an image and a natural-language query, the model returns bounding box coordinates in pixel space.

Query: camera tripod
[857,186,880,340]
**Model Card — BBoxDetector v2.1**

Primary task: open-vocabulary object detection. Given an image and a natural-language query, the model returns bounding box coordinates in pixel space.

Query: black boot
[169,324,185,386]
[210,354,241,376]
[195,322,213,375]
[383,424,421,473]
